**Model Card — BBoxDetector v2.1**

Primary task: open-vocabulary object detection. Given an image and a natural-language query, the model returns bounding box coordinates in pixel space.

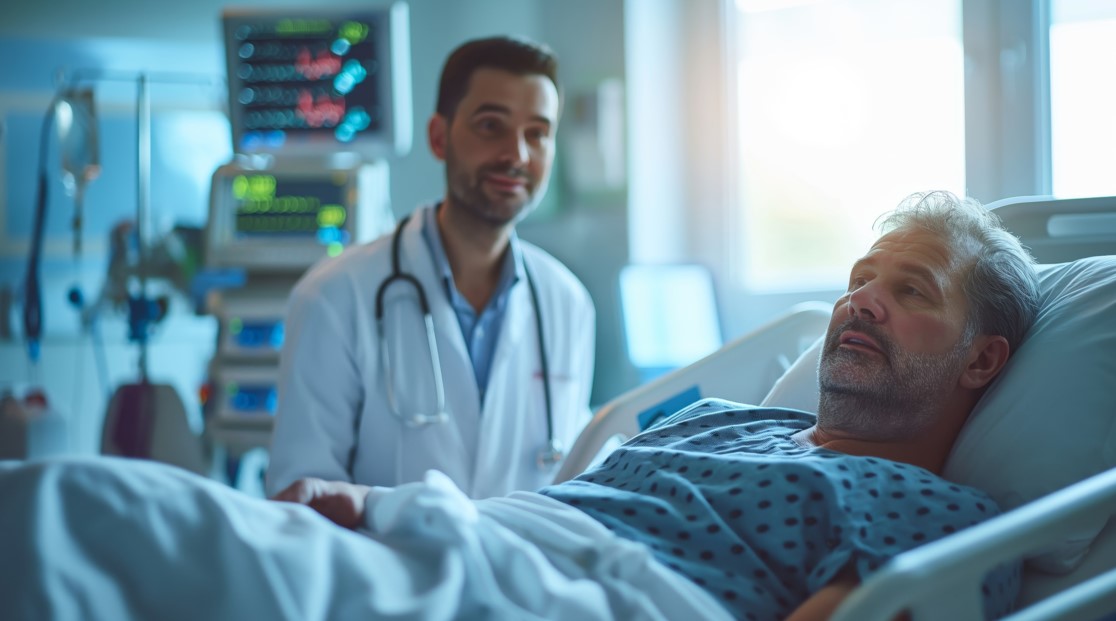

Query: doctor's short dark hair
[435,35,560,119]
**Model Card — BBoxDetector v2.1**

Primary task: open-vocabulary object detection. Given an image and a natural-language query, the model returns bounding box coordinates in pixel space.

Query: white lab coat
[266,207,596,498]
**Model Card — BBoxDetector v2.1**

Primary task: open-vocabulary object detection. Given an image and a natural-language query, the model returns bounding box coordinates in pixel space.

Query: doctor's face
[817,226,977,439]
[429,67,560,227]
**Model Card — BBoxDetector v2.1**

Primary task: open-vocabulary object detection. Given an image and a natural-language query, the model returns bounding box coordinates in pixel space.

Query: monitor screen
[205,158,394,272]
[222,3,412,158]
[229,173,351,245]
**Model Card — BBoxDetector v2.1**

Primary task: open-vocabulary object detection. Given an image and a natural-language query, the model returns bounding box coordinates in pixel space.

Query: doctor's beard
[444,151,543,227]
[816,317,975,442]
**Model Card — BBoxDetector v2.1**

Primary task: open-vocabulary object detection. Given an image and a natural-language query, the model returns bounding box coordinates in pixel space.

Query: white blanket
[0,457,729,620]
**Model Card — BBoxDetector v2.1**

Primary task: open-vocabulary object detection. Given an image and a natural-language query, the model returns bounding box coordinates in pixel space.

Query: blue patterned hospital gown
[540,399,1020,620]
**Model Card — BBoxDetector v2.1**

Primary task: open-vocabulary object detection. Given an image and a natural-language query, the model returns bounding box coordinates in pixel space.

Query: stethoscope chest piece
[405,410,450,427]
[537,438,564,469]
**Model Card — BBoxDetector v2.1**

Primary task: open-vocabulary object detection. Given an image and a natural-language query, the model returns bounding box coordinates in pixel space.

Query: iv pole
[59,69,216,380]
[137,72,151,380]
[60,68,216,472]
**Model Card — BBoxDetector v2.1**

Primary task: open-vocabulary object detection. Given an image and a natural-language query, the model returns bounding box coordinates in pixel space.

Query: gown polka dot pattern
[540,399,1020,620]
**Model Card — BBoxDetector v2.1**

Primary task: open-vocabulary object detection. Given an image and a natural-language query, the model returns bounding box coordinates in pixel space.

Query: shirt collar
[420,202,524,308]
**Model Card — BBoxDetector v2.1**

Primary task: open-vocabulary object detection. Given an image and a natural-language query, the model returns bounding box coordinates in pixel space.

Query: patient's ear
[960,334,1010,389]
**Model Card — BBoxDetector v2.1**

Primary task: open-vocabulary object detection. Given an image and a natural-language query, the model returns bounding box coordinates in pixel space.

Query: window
[731,0,966,291]
[1050,0,1116,198]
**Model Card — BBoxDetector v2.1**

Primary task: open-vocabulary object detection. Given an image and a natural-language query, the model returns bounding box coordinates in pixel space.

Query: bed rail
[987,195,1116,263]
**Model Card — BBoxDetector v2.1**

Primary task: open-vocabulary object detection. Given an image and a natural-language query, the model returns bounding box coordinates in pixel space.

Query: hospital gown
[540,399,1020,620]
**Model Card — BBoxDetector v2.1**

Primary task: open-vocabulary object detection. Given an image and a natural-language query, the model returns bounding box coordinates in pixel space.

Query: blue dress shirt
[420,204,524,405]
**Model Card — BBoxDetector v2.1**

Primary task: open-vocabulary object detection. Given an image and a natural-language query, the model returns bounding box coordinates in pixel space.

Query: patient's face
[817,226,976,439]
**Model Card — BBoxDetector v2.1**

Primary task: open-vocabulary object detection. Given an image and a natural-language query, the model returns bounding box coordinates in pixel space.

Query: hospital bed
[558,195,1116,620]
[2,196,1112,621]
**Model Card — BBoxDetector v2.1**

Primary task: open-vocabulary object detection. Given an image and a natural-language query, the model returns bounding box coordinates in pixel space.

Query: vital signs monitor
[222,3,412,158]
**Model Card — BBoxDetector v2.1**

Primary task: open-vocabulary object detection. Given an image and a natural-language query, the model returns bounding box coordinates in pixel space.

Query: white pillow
[759,335,822,413]
[946,257,1116,572]
[760,256,1116,573]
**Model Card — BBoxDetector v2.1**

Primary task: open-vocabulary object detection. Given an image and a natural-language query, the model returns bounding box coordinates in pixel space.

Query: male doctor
[266,36,596,499]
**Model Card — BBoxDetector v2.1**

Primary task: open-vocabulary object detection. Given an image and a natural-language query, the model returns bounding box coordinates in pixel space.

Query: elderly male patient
[0,191,1038,620]
[278,190,1038,619]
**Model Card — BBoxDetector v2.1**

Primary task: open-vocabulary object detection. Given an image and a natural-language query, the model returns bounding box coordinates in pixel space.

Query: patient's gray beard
[816,327,973,442]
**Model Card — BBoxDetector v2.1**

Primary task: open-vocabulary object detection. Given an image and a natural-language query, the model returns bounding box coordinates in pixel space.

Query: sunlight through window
[733,0,964,290]
[1050,0,1116,198]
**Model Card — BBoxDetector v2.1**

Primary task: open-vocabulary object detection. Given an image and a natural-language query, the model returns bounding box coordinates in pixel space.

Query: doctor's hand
[272,477,371,529]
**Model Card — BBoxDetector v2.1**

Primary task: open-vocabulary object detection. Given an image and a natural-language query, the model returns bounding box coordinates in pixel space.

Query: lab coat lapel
[484,281,528,387]
[472,281,531,493]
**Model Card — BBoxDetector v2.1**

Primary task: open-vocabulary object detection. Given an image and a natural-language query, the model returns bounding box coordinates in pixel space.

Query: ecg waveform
[239,86,346,130]
[295,48,341,80]
[239,45,353,131]
[297,90,345,128]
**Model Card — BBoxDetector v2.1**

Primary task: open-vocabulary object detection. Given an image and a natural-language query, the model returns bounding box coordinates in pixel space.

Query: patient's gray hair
[877,190,1040,354]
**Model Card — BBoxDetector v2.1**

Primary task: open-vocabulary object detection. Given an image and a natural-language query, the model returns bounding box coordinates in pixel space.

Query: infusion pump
[202,156,394,458]
[205,156,394,272]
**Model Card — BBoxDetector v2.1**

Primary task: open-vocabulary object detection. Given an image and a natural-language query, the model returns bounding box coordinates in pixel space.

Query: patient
[0,191,1039,621]
[276,190,1039,619]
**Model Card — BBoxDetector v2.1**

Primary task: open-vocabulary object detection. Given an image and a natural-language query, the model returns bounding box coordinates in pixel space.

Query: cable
[23,94,61,367]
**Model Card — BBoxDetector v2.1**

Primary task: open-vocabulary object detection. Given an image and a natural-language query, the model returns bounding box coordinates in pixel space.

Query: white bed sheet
[0,457,729,621]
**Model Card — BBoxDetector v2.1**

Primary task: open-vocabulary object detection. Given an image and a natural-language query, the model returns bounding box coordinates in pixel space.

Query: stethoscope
[373,214,564,469]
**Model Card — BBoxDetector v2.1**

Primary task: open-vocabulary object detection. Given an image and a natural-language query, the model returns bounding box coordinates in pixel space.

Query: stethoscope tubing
[368,213,559,471]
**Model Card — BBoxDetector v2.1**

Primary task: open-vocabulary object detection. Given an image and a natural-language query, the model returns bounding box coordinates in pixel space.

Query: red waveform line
[296,90,346,128]
[294,47,342,80]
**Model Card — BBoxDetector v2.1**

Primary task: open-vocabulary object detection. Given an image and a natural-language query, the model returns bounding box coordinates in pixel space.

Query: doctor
[266,36,596,499]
